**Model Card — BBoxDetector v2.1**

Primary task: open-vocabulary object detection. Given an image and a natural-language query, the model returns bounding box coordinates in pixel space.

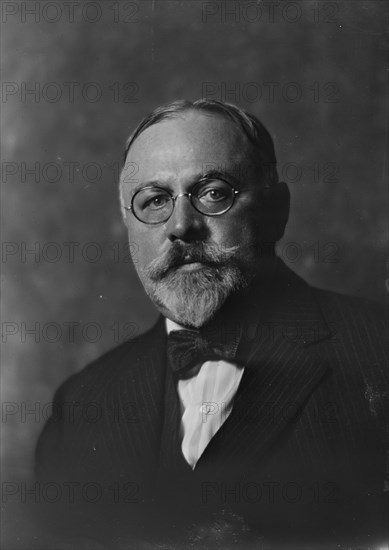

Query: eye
[136,189,171,211]
[144,194,170,210]
[197,181,230,203]
[204,189,225,201]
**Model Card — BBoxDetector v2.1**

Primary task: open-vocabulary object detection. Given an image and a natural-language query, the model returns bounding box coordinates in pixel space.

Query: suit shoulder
[53,316,165,403]
[313,286,388,384]
[313,286,387,329]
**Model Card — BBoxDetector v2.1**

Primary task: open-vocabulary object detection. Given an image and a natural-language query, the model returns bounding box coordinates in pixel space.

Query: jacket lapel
[194,266,333,479]
[106,317,168,487]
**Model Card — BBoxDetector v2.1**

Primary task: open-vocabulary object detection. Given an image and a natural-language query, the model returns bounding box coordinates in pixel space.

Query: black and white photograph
[1,1,388,548]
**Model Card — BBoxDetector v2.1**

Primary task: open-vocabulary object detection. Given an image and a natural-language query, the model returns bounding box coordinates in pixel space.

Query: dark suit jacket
[35,263,388,547]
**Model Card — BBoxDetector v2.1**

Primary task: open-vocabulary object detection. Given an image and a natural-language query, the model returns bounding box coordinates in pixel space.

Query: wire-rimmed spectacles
[124,178,240,225]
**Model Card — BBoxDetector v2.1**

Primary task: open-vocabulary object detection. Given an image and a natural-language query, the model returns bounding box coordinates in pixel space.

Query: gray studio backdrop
[1,1,387,483]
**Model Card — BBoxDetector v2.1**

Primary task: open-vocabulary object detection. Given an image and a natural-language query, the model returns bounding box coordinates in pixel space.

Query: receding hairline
[122,99,277,165]
[124,108,257,157]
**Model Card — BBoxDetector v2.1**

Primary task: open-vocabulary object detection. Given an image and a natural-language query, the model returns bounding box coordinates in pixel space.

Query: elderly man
[36,100,388,547]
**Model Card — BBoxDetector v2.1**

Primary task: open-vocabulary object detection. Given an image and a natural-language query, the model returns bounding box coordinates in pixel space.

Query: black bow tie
[167,325,242,377]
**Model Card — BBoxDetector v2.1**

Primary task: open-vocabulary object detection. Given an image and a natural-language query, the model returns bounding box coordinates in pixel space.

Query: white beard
[143,265,249,328]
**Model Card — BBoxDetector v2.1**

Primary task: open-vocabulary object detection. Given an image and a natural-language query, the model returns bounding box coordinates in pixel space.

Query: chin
[144,265,249,329]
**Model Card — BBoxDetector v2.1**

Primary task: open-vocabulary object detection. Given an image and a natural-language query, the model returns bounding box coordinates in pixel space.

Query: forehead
[125,112,255,182]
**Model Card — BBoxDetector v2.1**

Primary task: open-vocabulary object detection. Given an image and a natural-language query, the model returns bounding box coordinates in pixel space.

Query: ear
[263,181,290,242]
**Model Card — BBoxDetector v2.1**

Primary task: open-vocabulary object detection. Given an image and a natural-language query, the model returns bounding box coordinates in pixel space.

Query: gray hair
[119,99,278,217]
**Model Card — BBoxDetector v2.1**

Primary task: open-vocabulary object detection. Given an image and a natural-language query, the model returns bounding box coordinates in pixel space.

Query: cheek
[210,216,259,249]
[127,227,159,270]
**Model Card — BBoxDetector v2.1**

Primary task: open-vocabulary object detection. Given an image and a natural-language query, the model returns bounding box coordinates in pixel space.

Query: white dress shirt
[166,318,245,469]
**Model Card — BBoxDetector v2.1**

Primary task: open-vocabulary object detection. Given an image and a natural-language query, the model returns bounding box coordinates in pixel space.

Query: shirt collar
[165,318,186,335]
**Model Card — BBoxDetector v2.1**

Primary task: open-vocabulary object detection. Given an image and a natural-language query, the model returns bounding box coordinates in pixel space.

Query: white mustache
[145,242,240,281]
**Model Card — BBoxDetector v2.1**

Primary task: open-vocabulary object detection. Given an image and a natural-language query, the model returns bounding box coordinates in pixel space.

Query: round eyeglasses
[124,179,240,225]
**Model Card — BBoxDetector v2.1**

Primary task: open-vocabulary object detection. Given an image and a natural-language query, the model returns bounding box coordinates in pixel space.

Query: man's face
[122,111,275,328]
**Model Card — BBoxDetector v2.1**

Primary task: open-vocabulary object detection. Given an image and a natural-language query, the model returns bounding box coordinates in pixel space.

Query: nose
[165,194,207,242]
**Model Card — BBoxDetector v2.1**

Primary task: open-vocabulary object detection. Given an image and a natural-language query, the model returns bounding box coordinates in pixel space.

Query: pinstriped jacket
[35,262,388,545]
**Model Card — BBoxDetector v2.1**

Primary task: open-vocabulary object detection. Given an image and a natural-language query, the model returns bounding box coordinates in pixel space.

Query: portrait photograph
[1,1,388,548]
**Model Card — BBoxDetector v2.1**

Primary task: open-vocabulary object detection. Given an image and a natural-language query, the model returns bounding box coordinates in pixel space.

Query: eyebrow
[198,170,241,186]
[130,169,242,195]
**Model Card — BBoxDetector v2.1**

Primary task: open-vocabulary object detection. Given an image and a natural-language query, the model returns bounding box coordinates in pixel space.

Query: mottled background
[1,0,387,503]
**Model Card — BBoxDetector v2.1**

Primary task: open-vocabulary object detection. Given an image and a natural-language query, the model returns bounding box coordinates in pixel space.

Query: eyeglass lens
[132,179,235,223]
